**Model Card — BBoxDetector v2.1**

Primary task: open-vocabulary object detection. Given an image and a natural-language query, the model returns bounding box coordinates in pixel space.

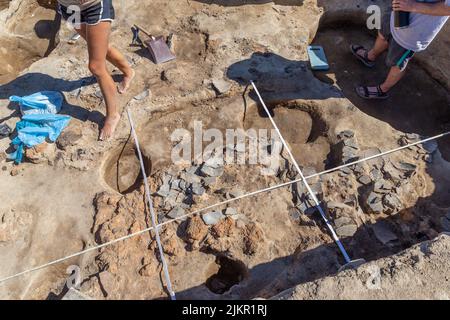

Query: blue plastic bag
[9,91,64,115]
[9,114,71,164]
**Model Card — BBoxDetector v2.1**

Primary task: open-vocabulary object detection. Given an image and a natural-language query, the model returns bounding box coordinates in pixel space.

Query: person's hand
[392,0,417,12]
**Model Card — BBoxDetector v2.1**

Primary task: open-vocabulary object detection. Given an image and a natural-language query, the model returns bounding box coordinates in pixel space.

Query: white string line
[126,109,176,300]
[0,128,448,285]
[250,81,351,263]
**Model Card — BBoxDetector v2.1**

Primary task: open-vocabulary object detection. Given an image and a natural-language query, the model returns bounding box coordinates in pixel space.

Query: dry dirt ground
[0,0,449,300]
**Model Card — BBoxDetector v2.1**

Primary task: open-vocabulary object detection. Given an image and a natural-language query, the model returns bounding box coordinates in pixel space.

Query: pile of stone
[201,207,239,226]
[155,161,224,221]
[399,133,439,163]
[290,167,323,216]
[326,201,358,238]
[361,160,416,215]
[336,130,359,164]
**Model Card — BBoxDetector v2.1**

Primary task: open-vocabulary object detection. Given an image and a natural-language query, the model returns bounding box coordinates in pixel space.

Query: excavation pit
[0,1,59,84]
[245,101,331,171]
[205,256,248,295]
[103,141,152,194]
[311,25,450,160]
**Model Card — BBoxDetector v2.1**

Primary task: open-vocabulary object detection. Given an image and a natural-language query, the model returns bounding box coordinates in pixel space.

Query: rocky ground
[273,233,450,300]
[0,0,449,300]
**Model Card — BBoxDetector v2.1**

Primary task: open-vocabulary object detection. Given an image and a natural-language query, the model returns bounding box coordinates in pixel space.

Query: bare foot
[117,69,135,94]
[99,113,121,141]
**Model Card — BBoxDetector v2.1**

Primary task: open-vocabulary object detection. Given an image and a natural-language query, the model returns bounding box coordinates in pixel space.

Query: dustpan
[133,24,176,64]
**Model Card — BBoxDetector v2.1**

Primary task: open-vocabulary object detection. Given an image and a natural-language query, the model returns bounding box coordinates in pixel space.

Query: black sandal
[355,85,389,100]
[350,44,376,68]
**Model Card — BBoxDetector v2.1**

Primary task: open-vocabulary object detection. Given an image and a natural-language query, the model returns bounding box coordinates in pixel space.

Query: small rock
[382,161,404,181]
[335,224,357,237]
[393,162,417,176]
[358,175,372,185]
[371,221,398,245]
[339,167,352,177]
[382,193,402,213]
[185,216,208,242]
[191,182,205,196]
[351,163,365,176]
[133,88,151,101]
[343,137,359,150]
[370,168,383,181]
[310,182,323,196]
[170,179,182,191]
[179,179,187,191]
[373,179,394,194]
[224,207,238,216]
[405,133,421,142]
[326,201,349,210]
[365,192,384,214]
[341,146,358,163]
[185,165,200,175]
[202,211,225,225]
[334,216,353,228]
[236,219,246,229]
[10,167,21,176]
[289,207,301,221]
[227,188,244,199]
[183,172,202,184]
[423,154,433,164]
[338,130,354,139]
[359,148,384,168]
[167,206,186,220]
[212,78,232,95]
[156,183,170,197]
[202,176,217,187]
[25,143,56,164]
[0,123,12,138]
[344,194,358,207]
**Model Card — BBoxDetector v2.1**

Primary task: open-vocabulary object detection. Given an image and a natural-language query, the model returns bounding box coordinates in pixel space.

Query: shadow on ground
[175,177,450,299]
[0,72,110,125]
[311,24,450,160]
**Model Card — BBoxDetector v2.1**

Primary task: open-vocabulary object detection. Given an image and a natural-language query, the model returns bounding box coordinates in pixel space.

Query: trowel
[132,24,176,64]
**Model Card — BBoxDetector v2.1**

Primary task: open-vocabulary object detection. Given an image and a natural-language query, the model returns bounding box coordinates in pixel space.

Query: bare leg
[355,32,389,62]
[75,25,134,94]
[109,46,135,94]
[85,22,121,140]
[368,32,389,61]
[380,66,405,92]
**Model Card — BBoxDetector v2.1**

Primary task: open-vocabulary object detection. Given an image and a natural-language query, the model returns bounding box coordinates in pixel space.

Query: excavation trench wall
[317,0,450,90]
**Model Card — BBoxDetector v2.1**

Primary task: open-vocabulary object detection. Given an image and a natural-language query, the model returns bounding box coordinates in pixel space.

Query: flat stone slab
[371,221,398,245]
[202,211,225,225]
[335,224,357,237]
[167,206,186,220]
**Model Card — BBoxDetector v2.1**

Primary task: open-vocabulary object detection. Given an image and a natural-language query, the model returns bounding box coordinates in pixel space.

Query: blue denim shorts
[380,12,415,71]
[58,0,115,26]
